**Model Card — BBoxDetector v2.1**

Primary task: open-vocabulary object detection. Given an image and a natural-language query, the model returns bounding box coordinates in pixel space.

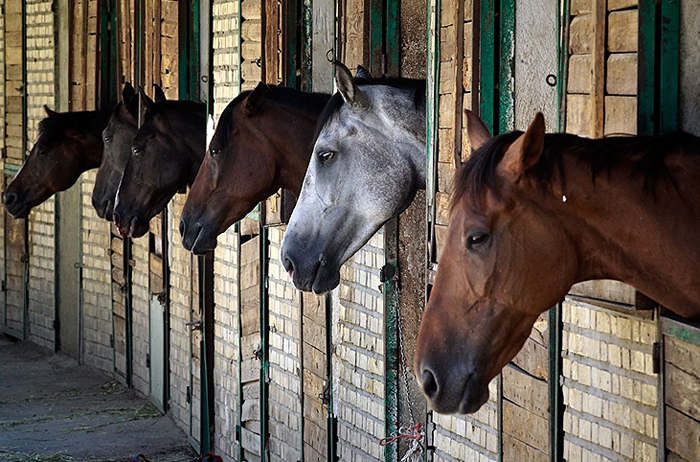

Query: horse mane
[216,85,332,137]
[451,130,700,212]
[38,109,111,142]
[314,77,427,141]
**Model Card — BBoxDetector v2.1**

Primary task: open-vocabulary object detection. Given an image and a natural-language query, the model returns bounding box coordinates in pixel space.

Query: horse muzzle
[280,239,340,294]
[415,357,490,414]
[3,191,32,219]
[179,218,217,255]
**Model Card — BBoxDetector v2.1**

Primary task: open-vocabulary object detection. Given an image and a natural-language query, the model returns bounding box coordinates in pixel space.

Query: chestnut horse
[179,82,331,254]
[415,110,700,414]
[113,89,206,238]
[3,106,109,218]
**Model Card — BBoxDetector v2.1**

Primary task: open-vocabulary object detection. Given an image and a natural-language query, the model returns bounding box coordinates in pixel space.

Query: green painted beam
[637,0,657,135]
[479,0,497,132]
[659,0,680,132]
[498,0,515,133]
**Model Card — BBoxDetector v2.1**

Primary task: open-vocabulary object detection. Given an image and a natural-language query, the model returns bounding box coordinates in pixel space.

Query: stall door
[239,232,263,460]
[3,208,27,340]
[148,214,167,411]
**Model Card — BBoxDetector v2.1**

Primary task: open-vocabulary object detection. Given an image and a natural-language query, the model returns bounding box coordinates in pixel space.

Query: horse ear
[153,84,167,103]
[464,109,492,152]
[501,112,546,176]
[122,82,136,105]
[44,105,56,117]
[139,86,156,114]
[245,82,268,114]
[355,65,372,81]
[335,62,368,108]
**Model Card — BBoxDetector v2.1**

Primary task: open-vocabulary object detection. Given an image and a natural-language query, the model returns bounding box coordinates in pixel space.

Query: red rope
[379,422,424,446]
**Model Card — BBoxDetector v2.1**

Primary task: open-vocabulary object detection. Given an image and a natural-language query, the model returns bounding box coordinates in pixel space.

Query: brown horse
[113,89,206,238]
[92,83,143,220]
[3,106,109,218]
[415,110,700,414]
[179,82,331,254]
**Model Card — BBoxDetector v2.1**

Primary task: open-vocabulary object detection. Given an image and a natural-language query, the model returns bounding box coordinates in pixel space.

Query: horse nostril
[283,256,294,273]
[421,369,439,400]
[3,192,17,206]
[179,219,186,237]
[113,212,121,228]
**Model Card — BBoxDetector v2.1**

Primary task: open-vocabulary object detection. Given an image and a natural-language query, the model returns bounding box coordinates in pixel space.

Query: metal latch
[184,320,202,331]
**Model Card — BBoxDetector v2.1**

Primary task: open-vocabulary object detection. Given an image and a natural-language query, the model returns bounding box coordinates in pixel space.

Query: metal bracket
[184,320,202,332]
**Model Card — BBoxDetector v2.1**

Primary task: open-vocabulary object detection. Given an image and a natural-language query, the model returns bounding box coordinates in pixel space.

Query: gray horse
[281,63,426,293]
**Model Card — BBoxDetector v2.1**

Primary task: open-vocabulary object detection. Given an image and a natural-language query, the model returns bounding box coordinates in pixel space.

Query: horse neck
[167,108,207,174]
[367,85,427,188]
[544,141,700,317]
[266,107,319,196]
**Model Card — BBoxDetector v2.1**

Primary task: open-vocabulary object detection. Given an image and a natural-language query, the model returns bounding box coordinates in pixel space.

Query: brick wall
[212,0,240,120]
[562,299,658,461]
[213,227,239,458]
[267,227,302,461]
[169,194,195,433]
[334,232,386,462]
[433,383,499,461]
[80,170,113,372]
[25,0,56,349]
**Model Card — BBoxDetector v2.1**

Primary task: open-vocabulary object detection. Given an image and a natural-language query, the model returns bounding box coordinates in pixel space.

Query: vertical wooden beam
[451,0,465,169]
[591,0,606,138]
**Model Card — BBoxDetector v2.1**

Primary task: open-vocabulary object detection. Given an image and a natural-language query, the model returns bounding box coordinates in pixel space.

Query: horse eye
[38,149,48,156]
[466,232,490,250]
[319,151,335,162]
[103,135,112,143]
[132,146,143,157]
[210,147,221,158]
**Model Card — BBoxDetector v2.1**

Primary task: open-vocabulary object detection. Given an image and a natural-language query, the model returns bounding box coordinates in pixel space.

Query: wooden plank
[665,363,700,421]
[608,10,638,53]
[503,365,549,419]
[606,53,637,95]
[502,400,549,453]
[568,14,592,54]
[591,0,606,138]
[241,426,262,456]
[604,96,637,135]
[241,358,260,383]
[302,351,326,390]
[435,191,451,226]
[608,0,637,11]
[567,54,592,94]
[503,434,548,462]
[666,335,700,377]
[570,280,635,305]
[302,292,325,321]
[243,382,261,400]
[303,316,326,353]
[242,398,260,421]
[511,337,549,381]
[666,406,700,461]
[565,93,593,137]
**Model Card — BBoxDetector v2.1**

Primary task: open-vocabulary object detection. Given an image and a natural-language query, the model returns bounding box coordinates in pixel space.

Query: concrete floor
[0,335,196,462]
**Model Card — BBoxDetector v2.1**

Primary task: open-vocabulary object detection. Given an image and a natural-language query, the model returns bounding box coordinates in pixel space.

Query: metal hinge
[186,386,191,403]
[319,380,331,405]
[146,353,150,368]
[652,342,661,374]
[20,253,29,263]
[1,280,6,292]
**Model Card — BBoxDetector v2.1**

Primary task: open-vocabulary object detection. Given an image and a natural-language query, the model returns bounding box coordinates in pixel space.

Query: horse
[92,82,145,221]
[179,82,331,255]
[280,62,426,294]
[3,106,110,218]
[113,88,206,238]
[414,110,700,414]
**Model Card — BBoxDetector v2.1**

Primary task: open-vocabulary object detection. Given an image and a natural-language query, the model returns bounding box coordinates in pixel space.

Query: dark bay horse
[113,89,206,238]
[92,83,144,220]
[415,110,700,414]
[280,63,426,293]
[3,106,109,218]
[179,82,331,254]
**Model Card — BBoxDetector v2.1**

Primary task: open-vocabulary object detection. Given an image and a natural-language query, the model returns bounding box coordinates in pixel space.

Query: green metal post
[659,0,679,132]
[259,225,270,461]
[479,0,497,131]
[498,0,515,133]
[637,0,657,135]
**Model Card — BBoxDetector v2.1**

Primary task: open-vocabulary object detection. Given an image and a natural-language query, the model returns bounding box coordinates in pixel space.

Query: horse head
[93,82,140,221]
[180,83,329,254]
[415,111,579,413]
[113,87,206,238]
[3,106,107,218]
[280,62,426,293]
